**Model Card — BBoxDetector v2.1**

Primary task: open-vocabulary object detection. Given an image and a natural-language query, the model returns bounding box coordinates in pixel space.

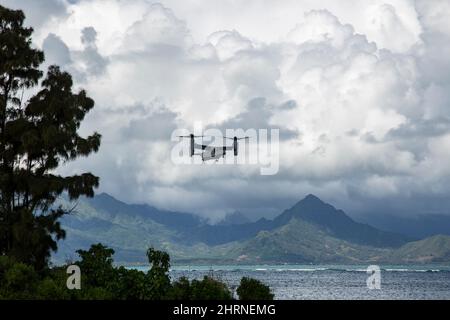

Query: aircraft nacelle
[190,134,195,157]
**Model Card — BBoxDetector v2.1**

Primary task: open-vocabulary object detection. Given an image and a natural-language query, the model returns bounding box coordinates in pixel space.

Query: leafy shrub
[0,244,272,300]
[236,277,274,300]
[167,276,232,300]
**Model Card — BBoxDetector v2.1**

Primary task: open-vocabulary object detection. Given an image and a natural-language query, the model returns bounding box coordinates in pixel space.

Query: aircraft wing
[194,142,209,150]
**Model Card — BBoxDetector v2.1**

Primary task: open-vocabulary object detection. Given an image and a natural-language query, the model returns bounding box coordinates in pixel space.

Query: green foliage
[0,243,273,300]
[0,4,101,272]
[35,277,70,300]
[0,255,13,278]
[72,244,172,300]
[76,243,116,288]
[0,256,70,299]
[167,276,233,300]
[236,277,274,300]
[3,262,38,294]
[189,276,233,300]
[167,276,192,299]
[146,247,171,299]
[113,267,151,299]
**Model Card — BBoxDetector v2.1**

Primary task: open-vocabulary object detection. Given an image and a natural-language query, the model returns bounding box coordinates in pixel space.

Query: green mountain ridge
[388,235,450,263]
[237,218,388,263]
[53,193,450,264]
[273,194,409,247]
[236,219,450,264]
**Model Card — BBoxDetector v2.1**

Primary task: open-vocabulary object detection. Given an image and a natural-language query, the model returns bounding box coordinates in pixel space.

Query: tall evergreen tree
[0,5,101,271]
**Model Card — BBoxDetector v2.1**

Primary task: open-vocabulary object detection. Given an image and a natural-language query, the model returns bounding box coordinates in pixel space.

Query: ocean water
[130,265,450,300]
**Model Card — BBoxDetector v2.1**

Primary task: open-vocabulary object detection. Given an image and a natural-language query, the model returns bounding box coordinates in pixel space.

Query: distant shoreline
[122,263,450,273]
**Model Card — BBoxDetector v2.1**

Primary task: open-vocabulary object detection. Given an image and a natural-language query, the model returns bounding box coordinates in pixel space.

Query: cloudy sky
[2,0,450,221]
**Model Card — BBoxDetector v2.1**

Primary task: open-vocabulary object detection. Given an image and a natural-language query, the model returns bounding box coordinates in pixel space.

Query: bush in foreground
[168,276,233,300]
[0,244,272,300]
[236,277,274,300]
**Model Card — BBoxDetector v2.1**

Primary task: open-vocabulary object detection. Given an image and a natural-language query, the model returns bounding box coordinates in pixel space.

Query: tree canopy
[0,4,101,271]
[236,277,274,300]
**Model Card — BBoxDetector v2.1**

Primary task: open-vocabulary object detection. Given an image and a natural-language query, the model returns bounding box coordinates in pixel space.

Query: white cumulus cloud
[2,0,450,220]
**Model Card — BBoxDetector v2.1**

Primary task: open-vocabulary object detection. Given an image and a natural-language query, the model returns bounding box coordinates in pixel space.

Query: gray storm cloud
[3,0,450,221]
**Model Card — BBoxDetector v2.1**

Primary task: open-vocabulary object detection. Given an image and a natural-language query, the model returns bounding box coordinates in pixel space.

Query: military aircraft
[178,134,249,161]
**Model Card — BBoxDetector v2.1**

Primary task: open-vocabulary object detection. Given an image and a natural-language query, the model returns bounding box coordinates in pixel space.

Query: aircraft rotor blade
[177,135,205,138]
[223,136,250,140]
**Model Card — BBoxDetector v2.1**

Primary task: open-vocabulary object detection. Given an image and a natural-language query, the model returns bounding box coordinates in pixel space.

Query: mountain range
[54,193,450,264]
[358,213,450,239]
